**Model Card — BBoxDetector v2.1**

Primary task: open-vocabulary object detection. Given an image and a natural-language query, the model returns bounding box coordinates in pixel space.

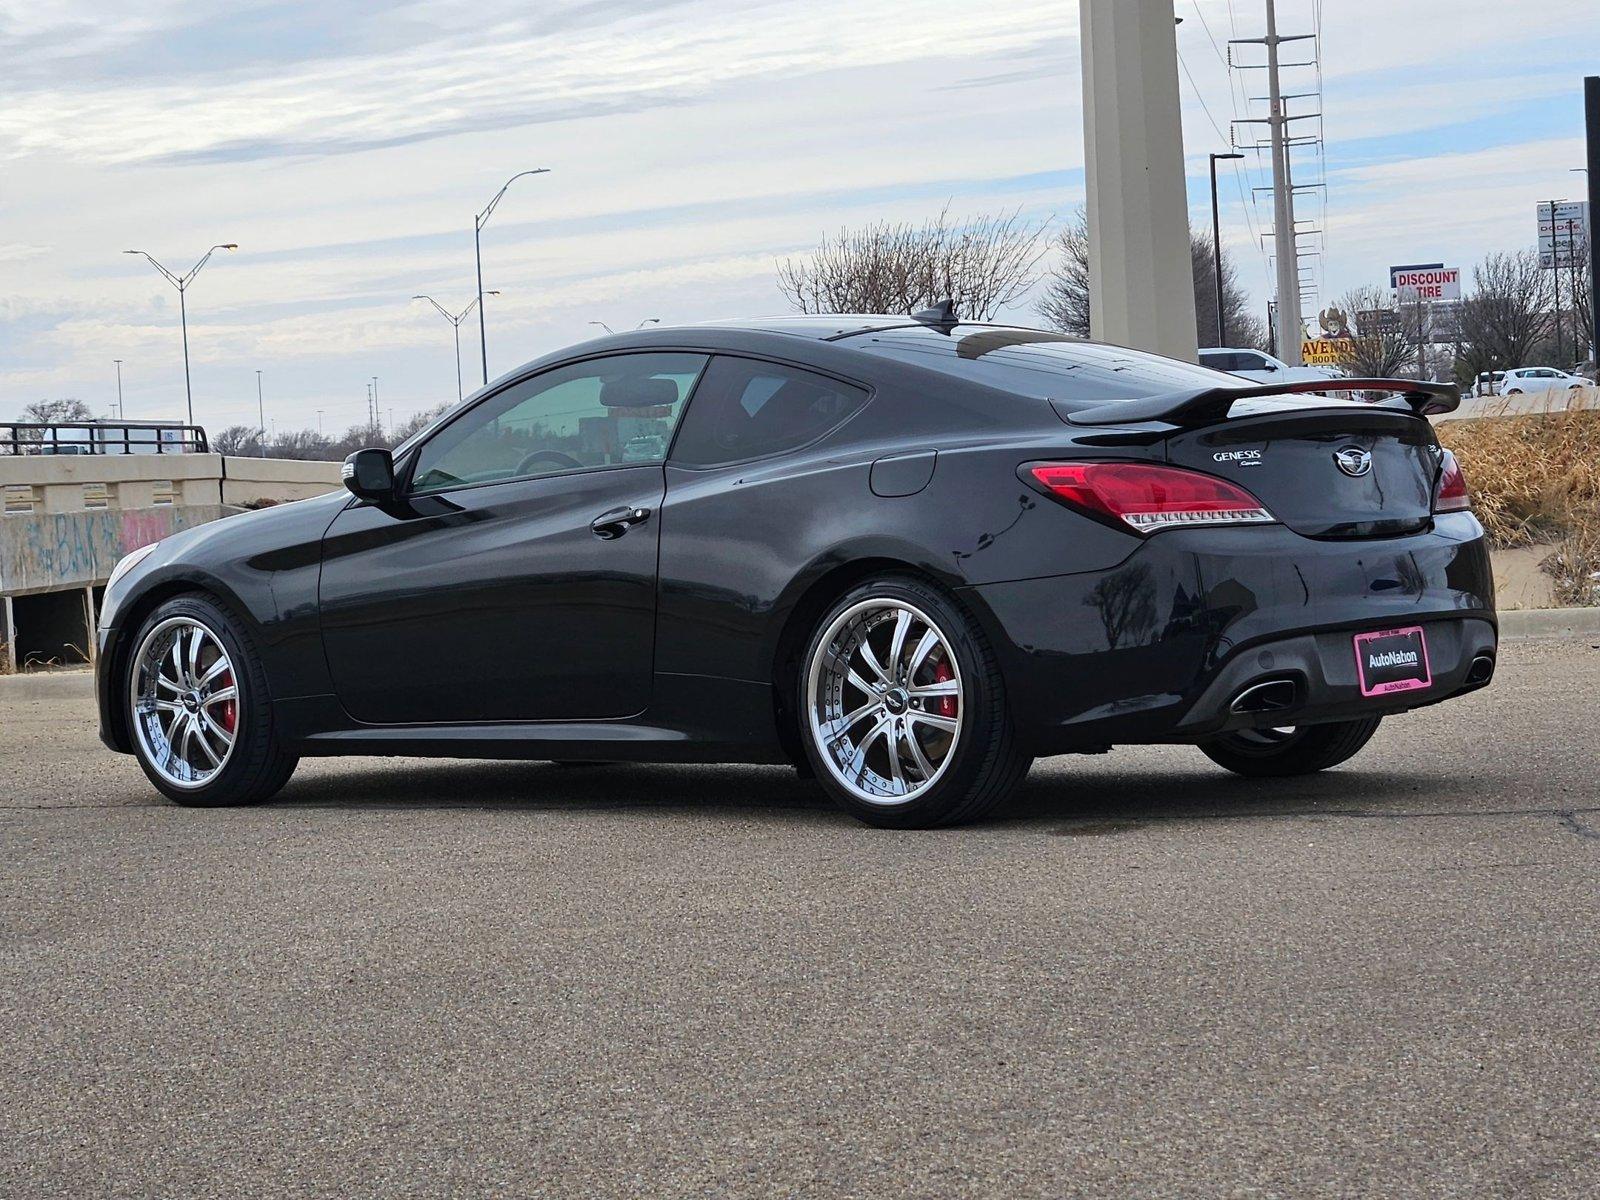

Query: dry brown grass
[1437,388,1600,605]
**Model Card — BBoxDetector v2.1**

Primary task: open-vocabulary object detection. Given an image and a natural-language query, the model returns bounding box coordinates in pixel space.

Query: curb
[1498,607,1600,640]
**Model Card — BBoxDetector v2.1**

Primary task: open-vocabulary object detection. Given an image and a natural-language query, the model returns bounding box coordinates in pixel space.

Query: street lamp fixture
[637,318,661,328]
[474,169,550,385]
[122,243,237,427]
[414,292,501,401]
[588,320,615,335]
[1207,154,1245,348]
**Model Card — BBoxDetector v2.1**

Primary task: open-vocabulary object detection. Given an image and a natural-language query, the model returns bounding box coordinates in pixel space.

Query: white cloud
[2,0,1593,426]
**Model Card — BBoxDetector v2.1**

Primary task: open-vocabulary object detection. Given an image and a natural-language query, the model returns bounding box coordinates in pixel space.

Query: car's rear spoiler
[1065,378,1461,427]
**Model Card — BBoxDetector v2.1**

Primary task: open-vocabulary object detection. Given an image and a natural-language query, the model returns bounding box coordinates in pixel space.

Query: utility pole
[1415,298,1428,381]
[1586,77,1600,368]
[1264,0,1302,366]
[1209,153,1245,346]
[1569,219,1581,367]
[113,360,124,419]
[1547,198,1566,366]
[371,377,380,435]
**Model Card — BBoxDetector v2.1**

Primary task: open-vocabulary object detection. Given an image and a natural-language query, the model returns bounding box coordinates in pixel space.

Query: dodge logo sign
[1333,446,1372,478]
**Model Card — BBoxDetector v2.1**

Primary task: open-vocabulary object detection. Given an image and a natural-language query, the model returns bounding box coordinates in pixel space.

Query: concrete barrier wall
[0,455,341,599]
[0,453,341,514]
[0,504,234,596]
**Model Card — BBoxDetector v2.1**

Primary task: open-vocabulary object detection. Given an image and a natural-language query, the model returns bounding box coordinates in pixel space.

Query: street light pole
[255,370,266,457]
[113,360,124,419]
[414,293,499,401]
[473,169,551,385]
[122,244,237,427]
[1209,153,1245,347]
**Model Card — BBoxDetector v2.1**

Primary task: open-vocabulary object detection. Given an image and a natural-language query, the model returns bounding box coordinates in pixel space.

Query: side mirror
[1261,362,1279,372]
[342,447,395,502]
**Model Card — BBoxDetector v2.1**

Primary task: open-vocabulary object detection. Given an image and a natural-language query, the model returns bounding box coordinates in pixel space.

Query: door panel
[319,466,663,724]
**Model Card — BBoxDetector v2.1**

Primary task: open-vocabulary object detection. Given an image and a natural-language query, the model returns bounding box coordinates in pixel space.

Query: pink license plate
[1353,626,1432,697]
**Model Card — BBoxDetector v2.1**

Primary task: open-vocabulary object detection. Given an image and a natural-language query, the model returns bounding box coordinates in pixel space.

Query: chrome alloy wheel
[807,598,964,806]
[129,616,241,790]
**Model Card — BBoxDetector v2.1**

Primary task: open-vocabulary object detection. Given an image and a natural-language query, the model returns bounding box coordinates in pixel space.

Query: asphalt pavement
[2,636,1598,1198]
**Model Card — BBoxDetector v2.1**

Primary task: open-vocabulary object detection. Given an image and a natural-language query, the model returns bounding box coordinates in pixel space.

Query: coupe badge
[1333,446,1372,478]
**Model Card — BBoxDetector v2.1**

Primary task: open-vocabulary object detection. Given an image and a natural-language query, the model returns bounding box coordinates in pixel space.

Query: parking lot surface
[3,637,1598,1198]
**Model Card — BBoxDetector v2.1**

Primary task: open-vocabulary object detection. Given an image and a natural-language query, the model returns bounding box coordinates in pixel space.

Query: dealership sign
[1537,200,1590,269]
[1389,263,1460,302]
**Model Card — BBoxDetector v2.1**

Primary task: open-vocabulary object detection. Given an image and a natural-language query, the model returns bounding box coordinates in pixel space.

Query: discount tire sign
[1390,263,1460,302]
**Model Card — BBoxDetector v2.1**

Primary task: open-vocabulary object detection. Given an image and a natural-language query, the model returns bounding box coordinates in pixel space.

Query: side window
[669,357,870,468]
[410,353,707,493]
[1239,353,1273,370]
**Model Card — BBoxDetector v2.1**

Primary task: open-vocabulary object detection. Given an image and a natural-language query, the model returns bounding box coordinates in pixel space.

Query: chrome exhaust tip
[1230,679,1298,714]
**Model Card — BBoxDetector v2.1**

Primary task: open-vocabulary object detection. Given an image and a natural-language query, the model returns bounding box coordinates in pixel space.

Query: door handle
[590,505,652,540]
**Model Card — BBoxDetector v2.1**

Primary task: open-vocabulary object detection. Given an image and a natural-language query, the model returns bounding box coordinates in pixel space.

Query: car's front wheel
[125,594,298,806]
[798,576,1031,828]
[1197,717,1381,778]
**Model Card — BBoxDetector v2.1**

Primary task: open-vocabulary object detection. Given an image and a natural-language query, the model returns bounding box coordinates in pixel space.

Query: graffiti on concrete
[0,505,229,596]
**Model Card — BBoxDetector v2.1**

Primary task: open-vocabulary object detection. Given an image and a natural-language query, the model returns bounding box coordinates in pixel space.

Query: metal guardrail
[0,422,209,456]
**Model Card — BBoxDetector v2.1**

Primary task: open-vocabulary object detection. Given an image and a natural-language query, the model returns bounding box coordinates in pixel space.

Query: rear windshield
[848,325,1240,405]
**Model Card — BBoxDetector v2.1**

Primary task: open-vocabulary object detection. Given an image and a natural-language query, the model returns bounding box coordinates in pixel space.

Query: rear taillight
[1027,462,1276,535]
[1434,450,1470,513]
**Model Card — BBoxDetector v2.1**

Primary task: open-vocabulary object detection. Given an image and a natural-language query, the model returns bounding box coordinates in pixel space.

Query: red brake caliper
[932,657,956,719]
[216,670,237,734]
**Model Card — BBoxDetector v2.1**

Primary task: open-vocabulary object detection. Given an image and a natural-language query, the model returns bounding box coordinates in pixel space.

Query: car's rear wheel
[1198,716,1381,778]
[799,576,1031,828]
[126,595,297,806]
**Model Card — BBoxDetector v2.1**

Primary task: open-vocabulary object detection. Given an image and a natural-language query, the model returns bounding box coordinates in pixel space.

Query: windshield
[846,325,1241,405]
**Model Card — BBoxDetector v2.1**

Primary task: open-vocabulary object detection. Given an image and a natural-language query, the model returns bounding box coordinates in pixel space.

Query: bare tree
[1568,234,1592,368]
[4,399,94,452]
[1455,250,1553,380]
[1037,215,1092,338]
[777,206,1047,320]
[21,399,93,424]
[211,425,263,455]
[1333,285,1417,378]
[1037,207,1265,348]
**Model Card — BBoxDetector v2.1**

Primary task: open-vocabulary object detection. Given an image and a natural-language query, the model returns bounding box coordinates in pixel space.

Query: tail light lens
[1028,462,1276,535]
[1434,450,1470,513]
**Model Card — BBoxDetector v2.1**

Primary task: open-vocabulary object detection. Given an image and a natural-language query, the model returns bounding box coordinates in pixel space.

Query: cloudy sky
[0,0,1593,434]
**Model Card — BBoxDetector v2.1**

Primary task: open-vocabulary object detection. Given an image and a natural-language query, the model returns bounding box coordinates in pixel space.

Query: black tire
[797,575,1031,828]
[1197,716,1381,778]
[124,594,298,806]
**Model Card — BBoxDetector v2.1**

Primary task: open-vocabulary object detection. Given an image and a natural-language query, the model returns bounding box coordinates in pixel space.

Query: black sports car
[96,312,1496,827]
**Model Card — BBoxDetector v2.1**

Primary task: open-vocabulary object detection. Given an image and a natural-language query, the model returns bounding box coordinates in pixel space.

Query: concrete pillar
[2,595,15,674]
[1080,0,1198,362]
[83,587,98,663]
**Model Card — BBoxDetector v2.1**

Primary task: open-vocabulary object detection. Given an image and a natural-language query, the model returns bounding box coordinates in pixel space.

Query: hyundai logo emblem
[1333,446,1372,478]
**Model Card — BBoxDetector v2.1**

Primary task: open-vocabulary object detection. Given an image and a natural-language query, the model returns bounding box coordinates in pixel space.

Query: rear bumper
[963,513,1496,752]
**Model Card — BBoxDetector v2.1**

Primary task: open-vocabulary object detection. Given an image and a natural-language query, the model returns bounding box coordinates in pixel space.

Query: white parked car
[1199,347,1338,387]
[1497,367,1588,395]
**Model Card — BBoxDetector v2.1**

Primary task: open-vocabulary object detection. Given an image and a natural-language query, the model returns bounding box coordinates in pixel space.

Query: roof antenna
[912,299,958,334]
